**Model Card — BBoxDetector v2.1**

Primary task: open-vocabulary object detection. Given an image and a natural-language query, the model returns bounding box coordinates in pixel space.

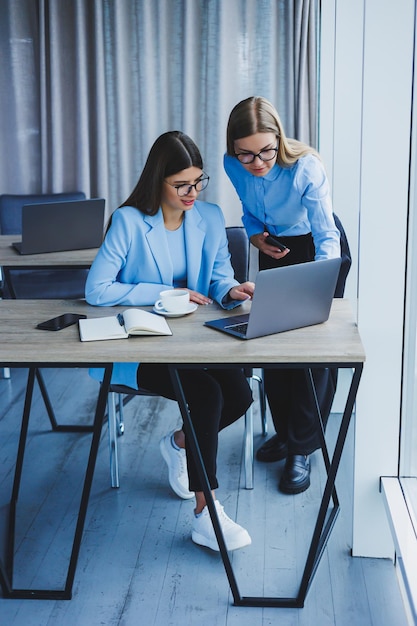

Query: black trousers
[137,365,252,492]
[259,233,338,455]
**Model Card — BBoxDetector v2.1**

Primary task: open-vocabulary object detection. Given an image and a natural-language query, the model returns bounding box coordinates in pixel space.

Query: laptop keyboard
[224,322,248,335]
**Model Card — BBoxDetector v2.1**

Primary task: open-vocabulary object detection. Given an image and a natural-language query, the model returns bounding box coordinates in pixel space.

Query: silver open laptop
[205,257,342,340]
[12,198,105,254]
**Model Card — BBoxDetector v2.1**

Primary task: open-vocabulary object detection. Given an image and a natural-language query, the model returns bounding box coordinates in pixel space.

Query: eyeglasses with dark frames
[235,147,278,164]
[164,174,210,197]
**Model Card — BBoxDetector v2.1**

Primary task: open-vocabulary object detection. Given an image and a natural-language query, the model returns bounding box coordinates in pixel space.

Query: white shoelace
[214,502,237,530]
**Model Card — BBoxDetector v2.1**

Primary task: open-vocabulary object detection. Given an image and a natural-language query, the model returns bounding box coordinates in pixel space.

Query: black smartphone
[264,234,288,252]
[37,313,87,331]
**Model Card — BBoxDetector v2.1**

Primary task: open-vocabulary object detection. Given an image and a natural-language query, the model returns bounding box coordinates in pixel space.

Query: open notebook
[79,309,172,341]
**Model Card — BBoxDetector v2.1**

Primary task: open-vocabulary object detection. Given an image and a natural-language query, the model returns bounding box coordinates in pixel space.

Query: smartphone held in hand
[264,234,288,252]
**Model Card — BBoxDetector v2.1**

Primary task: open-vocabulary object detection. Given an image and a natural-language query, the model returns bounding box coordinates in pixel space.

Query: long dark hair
[121,131,204,215]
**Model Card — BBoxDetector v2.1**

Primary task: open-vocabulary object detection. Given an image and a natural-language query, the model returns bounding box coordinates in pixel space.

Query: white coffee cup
[154,289,190,314]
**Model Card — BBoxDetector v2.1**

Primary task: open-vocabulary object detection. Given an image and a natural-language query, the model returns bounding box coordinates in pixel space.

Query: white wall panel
[354,0,414,557]
[320,0,363,305]
[320,0,415,557]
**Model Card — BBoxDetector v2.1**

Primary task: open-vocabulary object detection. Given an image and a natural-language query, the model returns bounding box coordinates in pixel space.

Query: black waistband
[259,232,315,270]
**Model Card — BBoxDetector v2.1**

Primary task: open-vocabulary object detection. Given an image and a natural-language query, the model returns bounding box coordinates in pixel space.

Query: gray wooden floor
[0,367,407,626]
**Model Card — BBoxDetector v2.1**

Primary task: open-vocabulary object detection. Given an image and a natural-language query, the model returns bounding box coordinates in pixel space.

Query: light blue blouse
[224,153,340,260]
[165,223,187,288]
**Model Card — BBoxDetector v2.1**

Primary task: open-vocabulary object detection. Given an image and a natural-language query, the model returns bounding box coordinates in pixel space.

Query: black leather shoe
[279,454,310,494]
[256,434,288,463]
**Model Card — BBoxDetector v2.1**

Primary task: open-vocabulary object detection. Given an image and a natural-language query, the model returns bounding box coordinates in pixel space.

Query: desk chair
[88,362,156,489]
[104,227,267,491]
[107,384,159,489]
[333,213,352,298]
[0,191,89,298]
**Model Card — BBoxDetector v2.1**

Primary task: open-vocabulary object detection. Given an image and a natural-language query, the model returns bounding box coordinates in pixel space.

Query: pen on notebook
[117,313,124,326]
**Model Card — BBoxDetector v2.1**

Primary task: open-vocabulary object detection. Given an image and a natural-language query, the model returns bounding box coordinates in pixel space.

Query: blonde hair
[226,96,318,167]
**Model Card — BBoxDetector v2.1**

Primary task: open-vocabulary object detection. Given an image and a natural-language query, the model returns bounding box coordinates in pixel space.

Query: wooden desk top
[0,299,365,366]
[0,235,98,266]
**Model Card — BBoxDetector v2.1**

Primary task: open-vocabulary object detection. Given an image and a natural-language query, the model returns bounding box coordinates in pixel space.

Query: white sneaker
[159,432,193,500]
[192,500,252,551]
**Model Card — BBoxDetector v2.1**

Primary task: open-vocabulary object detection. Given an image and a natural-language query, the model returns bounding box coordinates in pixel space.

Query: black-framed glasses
[235,147,278,164]
[165,175,210,197]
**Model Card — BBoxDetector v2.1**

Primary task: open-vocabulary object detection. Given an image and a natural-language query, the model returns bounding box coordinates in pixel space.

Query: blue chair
[0,192,89,298]
[90,363,149,489]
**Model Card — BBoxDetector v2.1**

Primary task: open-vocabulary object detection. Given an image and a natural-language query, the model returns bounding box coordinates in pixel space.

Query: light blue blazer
[86,203,240,307]
[86,202,241,388]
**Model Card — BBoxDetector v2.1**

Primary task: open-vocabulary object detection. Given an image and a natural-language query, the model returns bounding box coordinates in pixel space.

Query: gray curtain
[0,0,318,225]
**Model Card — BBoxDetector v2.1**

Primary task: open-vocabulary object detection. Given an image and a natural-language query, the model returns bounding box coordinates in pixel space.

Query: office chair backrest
[0,191,86,234]
[225,226,250,283]
[333,213,352,298]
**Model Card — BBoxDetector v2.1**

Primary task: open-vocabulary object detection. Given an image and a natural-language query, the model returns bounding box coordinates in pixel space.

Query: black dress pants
[137,364,252,492]
[259,233,338,455]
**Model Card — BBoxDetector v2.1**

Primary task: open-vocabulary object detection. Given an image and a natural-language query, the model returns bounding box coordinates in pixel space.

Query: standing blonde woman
[224,96,341,495]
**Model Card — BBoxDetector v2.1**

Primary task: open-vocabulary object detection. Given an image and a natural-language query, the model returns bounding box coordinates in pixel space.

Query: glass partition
[399,12,417,526]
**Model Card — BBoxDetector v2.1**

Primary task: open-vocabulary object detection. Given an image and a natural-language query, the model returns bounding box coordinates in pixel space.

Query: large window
[384,8,417,617]
[400,58,417,521]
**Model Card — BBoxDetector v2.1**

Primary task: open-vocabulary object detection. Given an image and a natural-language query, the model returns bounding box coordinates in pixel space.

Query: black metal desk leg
[297,364,364,602]
[167,363,363,609]
[0,363,113,600]
[168,365,242,605]
[64,363,113,596]
[6,367,37,582]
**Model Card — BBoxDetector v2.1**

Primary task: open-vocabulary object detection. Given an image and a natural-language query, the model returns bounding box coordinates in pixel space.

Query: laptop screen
[14,198,105,254]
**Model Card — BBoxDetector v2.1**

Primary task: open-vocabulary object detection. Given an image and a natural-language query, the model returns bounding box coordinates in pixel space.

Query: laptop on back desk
[12,198,105,254]
[204,257,342,340]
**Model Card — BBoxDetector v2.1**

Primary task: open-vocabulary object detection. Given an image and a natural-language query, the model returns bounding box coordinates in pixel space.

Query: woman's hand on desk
[185,289,213,305]
[180,283,255,305]
[228,281,255,301]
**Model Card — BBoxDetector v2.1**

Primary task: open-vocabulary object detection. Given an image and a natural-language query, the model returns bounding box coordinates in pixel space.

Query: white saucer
[153,302,198,318]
